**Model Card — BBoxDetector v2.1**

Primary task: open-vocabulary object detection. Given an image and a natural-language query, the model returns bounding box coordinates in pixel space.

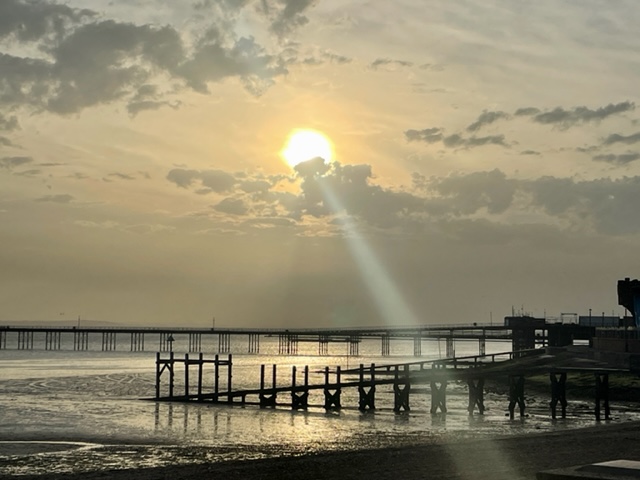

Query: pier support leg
[508,375,526,419]
[394,382,411,412]
[358,386,376,411]
[430,380,447,413]
[467,378,485,415]
[413,336,422,357]
[550,372,567,419]
[445,336,454,358]
[323,366,342,410]
[381,335,390,356]
[595,373,610,421]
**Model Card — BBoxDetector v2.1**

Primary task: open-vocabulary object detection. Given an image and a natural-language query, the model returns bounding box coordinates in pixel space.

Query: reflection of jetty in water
[152,348,628,422]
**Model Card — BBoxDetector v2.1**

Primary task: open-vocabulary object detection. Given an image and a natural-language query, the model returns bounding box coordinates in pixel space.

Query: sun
[281,129,333,168]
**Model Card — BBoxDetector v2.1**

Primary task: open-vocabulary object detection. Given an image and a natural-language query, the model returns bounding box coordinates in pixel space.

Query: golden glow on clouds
[281,129,333,167]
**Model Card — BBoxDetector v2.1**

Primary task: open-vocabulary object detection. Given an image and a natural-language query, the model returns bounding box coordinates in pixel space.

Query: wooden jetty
[152,347,628,421]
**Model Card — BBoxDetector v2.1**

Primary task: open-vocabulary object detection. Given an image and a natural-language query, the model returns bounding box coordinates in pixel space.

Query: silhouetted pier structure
[153,348,626,421]
[0,322,592,356]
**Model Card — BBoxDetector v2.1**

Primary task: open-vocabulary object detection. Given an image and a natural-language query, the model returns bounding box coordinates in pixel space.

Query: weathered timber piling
[17,330,33,350]
[508,375,526,419]
[445,335,455,358]
[549,372,567,419]
[595,372,610,421]
[349,335,360,356]
[291,365,309,410]
[218,333,231,353]
[381,335,390,356]
[358,363,376,411]
[130,332,144,352]
[73,330,89,350]
[430,364,448,413]
[101,332,116,351]
[155,352,232,402]
[188,333,201,353]
[0,330,6,349]
[323,366,341,410]
[259,364,277,407]
[467,377,485,415]
[413,336,422,357]
[248,333,259,354]
[159,333,173,352]
[318,335,329,355]
[479,337,486,356]
[393,364,411,412]
[278,334,298,355]
[45,331,61,350]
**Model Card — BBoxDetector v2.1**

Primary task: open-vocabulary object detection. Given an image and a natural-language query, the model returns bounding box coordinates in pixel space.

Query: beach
[4,420,640,480]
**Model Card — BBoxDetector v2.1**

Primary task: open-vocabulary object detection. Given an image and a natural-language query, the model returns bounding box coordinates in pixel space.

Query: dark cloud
[107,172,136,181]
[521,150,540,156]
[466,110,509,132]
[514,107,540,116]
[0,2,292,116]
[0,155,31,169]
[404,128,443,143]
[167,168,236,193]
[369,58,413,70]
[0,113,19,131]
[443,134,507,149]
[593,153,640,165]
[0,0,93,43]
[602,132,640,146]
[262,0,317,37]
[0,136,15,147]
[35,194,74,203]
[214,197,248,215]
[532,101,634,129]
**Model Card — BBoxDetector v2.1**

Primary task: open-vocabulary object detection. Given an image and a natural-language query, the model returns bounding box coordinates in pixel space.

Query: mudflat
[8,420,640,480]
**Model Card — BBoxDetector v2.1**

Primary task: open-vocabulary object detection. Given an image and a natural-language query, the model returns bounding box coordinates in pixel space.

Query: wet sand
[9,421,640,480]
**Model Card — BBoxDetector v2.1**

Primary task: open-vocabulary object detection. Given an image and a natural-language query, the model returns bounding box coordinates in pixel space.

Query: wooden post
[550,372,567,419]
[155,352,160,399]
[227,354,233,404]
[197,352,203,399]
[214,354,220,402]
[508,375,526,419]
[169,351,175,398]
[184,353,190,398]
[595,373,610,421]
[467,377,485,415]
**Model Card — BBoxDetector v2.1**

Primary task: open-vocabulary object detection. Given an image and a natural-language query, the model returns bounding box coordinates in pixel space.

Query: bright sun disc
[281,129,333,167]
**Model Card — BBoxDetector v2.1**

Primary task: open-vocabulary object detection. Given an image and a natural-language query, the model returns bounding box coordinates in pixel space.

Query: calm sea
[0,334,637,476]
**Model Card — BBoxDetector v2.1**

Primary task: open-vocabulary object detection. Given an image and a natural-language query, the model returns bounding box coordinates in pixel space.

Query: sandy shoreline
[4,420,640,480]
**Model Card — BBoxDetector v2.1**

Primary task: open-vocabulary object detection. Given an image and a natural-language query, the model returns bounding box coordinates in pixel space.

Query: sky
[1,0,640,328]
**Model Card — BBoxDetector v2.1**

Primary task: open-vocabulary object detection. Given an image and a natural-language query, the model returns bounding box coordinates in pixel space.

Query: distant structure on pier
[618,277,640,327]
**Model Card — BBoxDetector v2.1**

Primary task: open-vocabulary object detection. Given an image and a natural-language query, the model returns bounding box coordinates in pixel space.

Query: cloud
[466,110,509,132]
[593,152,640,165]
[0,136,15,147]
[443,134,507,149]
[514,107,540,116]
[521,150,540,156]
[532,101,635,129]
[214,197,248,215]
[404,128,443,143]
[369,58,413,70]
[602,132,640,146]
[264,0,317,38]
[0,155,32,169]
[35,194,74,203]
[167,168,236,193]
[0,113,19,131]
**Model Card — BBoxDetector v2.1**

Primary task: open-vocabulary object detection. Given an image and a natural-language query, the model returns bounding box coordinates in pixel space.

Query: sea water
[0,335,637,476]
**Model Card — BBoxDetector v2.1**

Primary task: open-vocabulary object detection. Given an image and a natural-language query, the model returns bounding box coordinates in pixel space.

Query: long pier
[152,348,626,422]
[0,323,587,356]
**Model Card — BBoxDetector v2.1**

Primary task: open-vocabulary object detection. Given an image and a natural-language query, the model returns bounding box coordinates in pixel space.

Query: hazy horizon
[1,1,639,328]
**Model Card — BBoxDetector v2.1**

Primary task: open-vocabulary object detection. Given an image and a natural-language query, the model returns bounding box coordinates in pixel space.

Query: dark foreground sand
[9,421,640,480]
